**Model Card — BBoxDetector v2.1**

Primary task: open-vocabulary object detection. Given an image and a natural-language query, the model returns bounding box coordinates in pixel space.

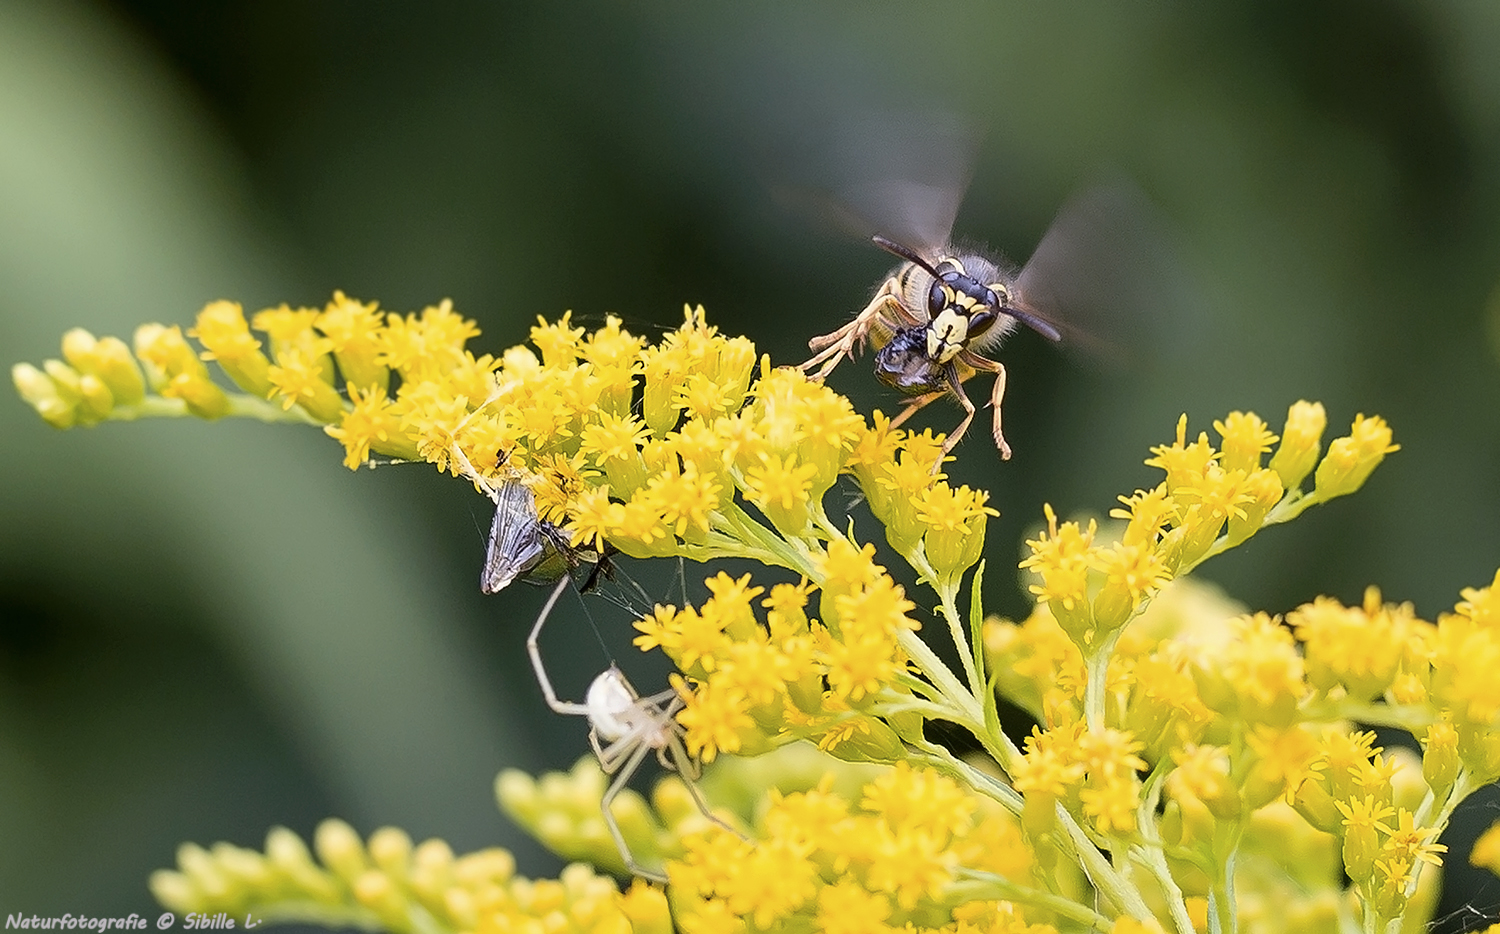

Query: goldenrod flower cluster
[18,299,1500,933]
[149,818,670,934]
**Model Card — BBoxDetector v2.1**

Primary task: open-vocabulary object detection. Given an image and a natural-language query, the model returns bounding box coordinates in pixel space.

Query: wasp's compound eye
[928,280,947,313]
[968,310,998,339]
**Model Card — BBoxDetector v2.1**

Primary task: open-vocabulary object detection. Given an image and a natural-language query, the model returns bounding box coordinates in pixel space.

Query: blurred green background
[3,0,1500,927]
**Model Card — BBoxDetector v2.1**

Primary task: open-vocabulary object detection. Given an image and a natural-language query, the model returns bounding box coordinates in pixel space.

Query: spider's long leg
[664,732,745,839]
[600,741,667,883]
[528,576,590,716]
[958,350,1011,460]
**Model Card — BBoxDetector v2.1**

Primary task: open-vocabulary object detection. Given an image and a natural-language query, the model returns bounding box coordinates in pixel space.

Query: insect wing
[480,481,549,594]
[765,110,981,259]
[1012,180,1180,362]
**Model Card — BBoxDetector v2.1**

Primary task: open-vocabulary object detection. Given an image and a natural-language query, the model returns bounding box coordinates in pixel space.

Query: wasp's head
[924,257,1009,364]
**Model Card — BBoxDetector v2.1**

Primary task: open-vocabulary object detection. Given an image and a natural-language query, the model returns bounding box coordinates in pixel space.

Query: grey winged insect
[479,478,600,594]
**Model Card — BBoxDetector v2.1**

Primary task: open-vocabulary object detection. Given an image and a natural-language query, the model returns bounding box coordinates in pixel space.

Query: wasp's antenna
[871,235,943,279]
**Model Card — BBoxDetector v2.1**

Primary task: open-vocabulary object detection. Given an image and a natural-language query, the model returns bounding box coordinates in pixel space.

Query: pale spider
[527,574,732,882]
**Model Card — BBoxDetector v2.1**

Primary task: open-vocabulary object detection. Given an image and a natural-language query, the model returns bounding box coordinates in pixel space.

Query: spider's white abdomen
[586,669,637,741]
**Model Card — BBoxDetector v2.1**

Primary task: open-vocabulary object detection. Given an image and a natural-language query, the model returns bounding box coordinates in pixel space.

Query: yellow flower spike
[352,868,409,929]
[816,881,894,934]
[375,300,481,382]
[252,304,336,382]
[847,411,905,516]
[134,324,231,418]
[673,674,757,763]
[1240,725,1320,811]
[1171,464,1257,567]
[367,826,413,879]
[913,482,998,586]
[264,825,342,901]
[13,362,79,427]
[609,495,678,559]
[1110,485,1175,548]
[1289,588,1420,702]
[581,411,651,496]
[1269,399,1328,492]
[1189,612,1307,726]
[317,291,390,391]
[620,880,672,934]
[267,344,346,422]
[644,461,722,543]
[1312,413,1399,500]
[70,372,118,423]
[190,300,273,395]
[1422,720,1460,798]
[875,448,944,554]
[1091,540,1171,631]
[61,328,141,415]
[1456,567,1500,629]
[1223,467,1284,545]
[1167,745,1241,825]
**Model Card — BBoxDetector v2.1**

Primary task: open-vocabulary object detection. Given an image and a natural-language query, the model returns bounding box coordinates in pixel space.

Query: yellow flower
[1214,410,1278,474]
[1020,505,1097,639]
[1268,400,1327,491]
[1313,413,1399,499]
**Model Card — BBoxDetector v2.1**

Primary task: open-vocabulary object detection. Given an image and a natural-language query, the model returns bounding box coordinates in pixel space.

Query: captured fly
[480,479,604,594]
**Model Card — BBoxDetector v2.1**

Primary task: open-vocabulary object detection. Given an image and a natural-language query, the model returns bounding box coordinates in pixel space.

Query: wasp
[802,233,1063,462]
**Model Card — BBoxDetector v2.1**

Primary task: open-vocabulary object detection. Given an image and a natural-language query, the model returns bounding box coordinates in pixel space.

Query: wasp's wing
[1012,180,1185,364]
[763,110,981,258]
[480,481,548,594]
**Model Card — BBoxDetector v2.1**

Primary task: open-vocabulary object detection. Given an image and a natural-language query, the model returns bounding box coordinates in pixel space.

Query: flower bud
[1269,400,1326,491]
[1422,721,1460,798]
[192,300,273,395]
[1312,414,1398,500]
[314,818,369,885]
[12,362,77,428]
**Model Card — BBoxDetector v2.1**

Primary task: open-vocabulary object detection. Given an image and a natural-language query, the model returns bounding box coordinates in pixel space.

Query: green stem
[908,740,1023,813]
[1053,804,1154,923]
[1083,628,1124,733]
[1134,763,1198,934]
[951,870,1112,930]
[104,393,326,425]
[896,630,982,728]
[934,579,983,704]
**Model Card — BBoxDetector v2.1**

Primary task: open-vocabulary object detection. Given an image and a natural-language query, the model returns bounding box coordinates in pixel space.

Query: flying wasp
[782,112,1152,463]
[801,233,1062,461]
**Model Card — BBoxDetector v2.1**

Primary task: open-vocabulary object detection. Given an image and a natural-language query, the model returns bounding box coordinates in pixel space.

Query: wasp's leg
[888,389,945,430]
[933,366,984,466]
[958,351,1011,460]
[802,279,914,381]
[599,741,668,883]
